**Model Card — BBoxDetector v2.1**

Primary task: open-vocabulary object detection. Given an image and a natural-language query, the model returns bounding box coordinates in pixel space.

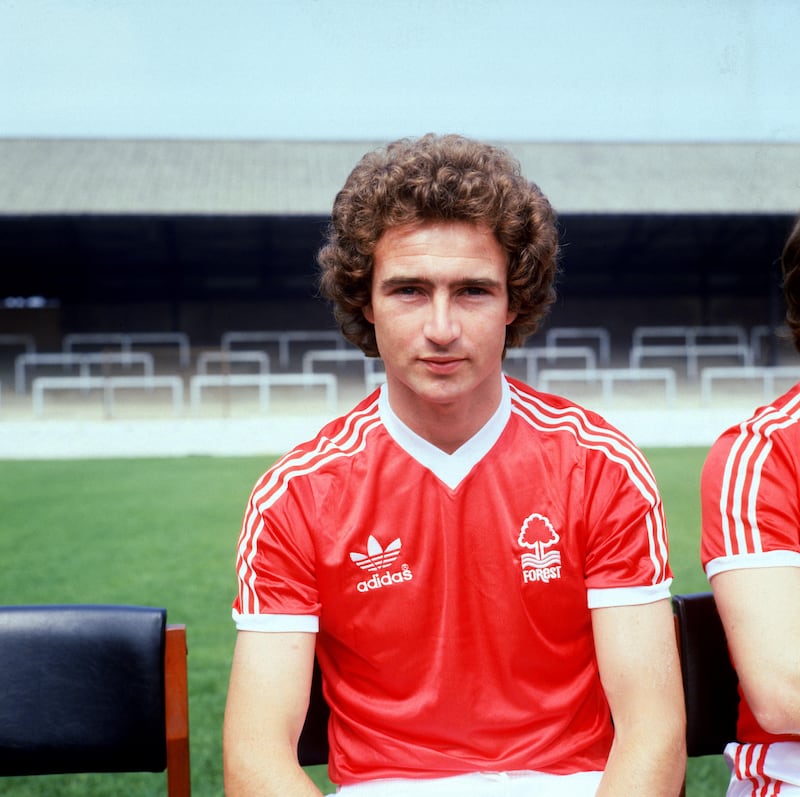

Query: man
[701,214,800,795]
[224,134,686,796]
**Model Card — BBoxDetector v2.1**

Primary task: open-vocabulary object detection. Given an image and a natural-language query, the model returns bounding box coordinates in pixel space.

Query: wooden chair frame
[165,623,191,796]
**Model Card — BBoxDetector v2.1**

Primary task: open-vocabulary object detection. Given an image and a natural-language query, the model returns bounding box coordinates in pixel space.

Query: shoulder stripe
[718,391,800,556]
[250,396,382,509]
[509,382,669,585]
[236,396,382,614]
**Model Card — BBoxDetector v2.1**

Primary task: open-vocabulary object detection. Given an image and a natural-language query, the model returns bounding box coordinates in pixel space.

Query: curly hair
[782,215,800,354]
[318,134,560,357]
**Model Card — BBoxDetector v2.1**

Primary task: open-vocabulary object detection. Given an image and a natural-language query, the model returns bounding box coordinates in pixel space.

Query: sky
[1,0,798,143]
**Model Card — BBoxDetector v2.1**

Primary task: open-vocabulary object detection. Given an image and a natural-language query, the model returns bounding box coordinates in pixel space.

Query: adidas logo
[350,535,402,572]
[350,535,413,593]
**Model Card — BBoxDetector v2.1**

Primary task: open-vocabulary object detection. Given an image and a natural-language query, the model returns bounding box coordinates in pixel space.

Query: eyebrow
[378,275,504,290]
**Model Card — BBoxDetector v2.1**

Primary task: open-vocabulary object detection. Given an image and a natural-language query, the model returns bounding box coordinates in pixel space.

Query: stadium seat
[673,592,740,795]
[0,604,190,796]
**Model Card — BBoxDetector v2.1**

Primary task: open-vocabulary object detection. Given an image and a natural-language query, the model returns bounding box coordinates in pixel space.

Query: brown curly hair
[318,134,560,357]
[782,215,800,354]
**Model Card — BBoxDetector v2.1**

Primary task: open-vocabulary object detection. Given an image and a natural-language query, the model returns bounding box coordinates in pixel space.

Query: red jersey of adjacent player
[701,380,800,748]
[233,376,672,785]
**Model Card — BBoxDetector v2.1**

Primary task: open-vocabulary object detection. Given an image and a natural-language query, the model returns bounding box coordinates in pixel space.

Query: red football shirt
[234,376,672,785]
[701,380,800,747]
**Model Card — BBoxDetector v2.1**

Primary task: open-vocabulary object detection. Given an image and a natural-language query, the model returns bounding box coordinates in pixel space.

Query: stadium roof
[1,138,799,216]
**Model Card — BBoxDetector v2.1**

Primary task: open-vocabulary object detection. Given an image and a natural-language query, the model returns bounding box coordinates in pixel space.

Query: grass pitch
[0,449,728,795]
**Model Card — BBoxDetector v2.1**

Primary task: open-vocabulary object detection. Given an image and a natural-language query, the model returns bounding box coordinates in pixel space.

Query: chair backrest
[297,656,331,767]
[0,604,190,796]
[673,592,740,758]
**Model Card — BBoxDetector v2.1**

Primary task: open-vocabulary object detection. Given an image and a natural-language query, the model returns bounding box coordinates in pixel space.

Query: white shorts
[329,769,603,797]
[724,741,800,797]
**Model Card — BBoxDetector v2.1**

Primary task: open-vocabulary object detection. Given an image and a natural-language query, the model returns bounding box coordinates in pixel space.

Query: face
[364,220,516,433]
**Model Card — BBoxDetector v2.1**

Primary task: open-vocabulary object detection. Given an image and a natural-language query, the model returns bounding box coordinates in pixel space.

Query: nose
[423,293,460,345]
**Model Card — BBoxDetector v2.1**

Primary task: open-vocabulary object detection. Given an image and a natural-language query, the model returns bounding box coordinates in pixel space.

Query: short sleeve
[232,467,322,627]
[582,435,672,608]
[702,421,800,578]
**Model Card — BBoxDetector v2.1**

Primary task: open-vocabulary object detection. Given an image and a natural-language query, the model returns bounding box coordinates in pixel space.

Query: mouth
[420,357,464,375]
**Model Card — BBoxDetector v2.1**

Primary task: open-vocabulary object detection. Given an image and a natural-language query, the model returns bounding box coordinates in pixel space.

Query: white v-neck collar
[378,377,511,490]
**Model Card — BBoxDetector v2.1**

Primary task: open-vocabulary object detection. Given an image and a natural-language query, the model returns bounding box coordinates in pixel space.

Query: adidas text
[357,565,413,592]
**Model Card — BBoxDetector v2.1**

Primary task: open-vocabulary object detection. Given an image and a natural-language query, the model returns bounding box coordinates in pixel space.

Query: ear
[506,309,518,325]
[363,304,375,324]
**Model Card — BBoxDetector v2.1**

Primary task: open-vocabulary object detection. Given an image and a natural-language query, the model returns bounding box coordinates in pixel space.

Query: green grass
[0,450,729,796]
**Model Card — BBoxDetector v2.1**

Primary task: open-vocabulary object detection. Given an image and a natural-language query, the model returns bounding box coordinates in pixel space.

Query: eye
[393,285,421,296]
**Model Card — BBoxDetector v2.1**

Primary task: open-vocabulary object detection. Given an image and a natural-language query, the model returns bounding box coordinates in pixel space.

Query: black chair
[298,657,331,767]
[673,592,740,795]
[0,604,190,796]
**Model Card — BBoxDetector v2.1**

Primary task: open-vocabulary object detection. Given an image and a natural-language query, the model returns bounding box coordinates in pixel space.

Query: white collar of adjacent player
[378,376,511,490]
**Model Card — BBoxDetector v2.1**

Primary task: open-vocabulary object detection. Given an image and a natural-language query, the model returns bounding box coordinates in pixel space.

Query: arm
[223,630,323,797]
[592,598,686,797]
[712,566,800,735]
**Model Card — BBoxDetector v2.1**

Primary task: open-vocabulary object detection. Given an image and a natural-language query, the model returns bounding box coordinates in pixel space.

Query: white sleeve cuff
[587,579,673,609]
[232,610,320,633]
[706,550,800,580]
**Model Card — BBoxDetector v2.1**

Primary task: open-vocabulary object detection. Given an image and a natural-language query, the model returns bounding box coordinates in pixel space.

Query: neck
[384,375,505,454]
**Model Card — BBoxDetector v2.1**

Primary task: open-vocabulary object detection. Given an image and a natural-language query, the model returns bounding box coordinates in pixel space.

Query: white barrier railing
[631,325,749,348]
[16,351,155,393]
[31,375,184,418]
[538,367,678,404]
[629,325,752,379]
[749,325,793,364]
[629,343,752,380]
[220,330,344,368]
[365,371,387,391]
[62,332,191,368]
[189,373,338,413]
[0,334,36,356]
[700,366,800,403]
[544,327,611,365]
[505,346,597,384]
[196,349,271,375]
[300,348,383,387]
